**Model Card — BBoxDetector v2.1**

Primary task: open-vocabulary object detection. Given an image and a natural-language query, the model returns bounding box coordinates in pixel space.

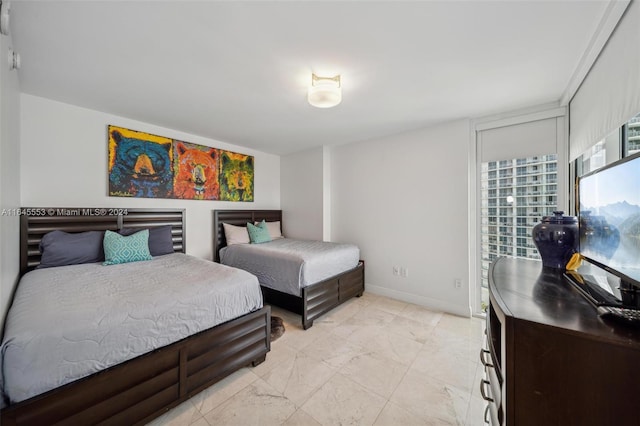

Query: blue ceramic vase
[532,211,578,269]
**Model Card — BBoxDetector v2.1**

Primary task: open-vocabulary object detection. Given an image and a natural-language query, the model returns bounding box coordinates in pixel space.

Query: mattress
[0,253,262,404]
[220,238,360,296]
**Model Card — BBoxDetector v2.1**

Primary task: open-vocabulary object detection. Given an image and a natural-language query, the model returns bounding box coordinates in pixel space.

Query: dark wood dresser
[482,257,640,426]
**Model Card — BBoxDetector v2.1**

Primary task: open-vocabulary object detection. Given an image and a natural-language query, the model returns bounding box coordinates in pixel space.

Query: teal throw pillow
[103,229,153,265]
[247,220,271,244]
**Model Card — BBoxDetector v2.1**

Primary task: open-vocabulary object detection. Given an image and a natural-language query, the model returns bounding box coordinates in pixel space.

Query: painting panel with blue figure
[108,125,174,198]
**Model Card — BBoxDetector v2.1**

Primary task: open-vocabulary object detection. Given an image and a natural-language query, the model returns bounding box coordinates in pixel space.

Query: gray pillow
[38,230,105,268]
[118,225,174,256]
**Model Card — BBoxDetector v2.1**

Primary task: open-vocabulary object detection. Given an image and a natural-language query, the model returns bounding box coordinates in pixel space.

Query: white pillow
[223,223,250,245]
[256,220,283,240]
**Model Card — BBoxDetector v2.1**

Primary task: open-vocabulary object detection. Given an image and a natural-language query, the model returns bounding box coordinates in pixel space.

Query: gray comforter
[220,238,360,296]
[1,253,262,404]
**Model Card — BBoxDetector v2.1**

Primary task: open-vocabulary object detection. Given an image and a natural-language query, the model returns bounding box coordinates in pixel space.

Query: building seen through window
[480,155,558,296]
[626,113,640,156]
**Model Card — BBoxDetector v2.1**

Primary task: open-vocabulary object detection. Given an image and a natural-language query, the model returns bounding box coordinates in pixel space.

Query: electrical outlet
[393,266,400,276]
[455,279,462,288]
[400,267,408,278]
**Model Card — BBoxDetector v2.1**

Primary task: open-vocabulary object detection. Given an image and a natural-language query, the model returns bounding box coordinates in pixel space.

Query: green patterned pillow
[247,220,272,244]
[103,229,153,265]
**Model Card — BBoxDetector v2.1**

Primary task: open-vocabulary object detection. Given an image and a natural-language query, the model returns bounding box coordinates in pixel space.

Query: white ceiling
[11,1,610,155]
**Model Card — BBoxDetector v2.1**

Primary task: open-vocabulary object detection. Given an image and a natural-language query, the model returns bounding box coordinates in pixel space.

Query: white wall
[331,119,472,316]
[322,146,331,241]
[0,33,21,329]
[280,147,325,240]
[20,94,281,260]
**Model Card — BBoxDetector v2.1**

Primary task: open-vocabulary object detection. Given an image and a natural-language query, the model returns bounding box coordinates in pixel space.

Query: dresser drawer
[480,335,503,425]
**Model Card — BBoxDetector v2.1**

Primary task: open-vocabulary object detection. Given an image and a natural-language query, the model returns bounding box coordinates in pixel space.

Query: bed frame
[2,208,270,426]
[213,209,364,329]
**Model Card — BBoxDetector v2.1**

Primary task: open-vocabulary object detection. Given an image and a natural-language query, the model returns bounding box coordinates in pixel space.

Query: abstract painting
[219,151,255,202]
[108,126,174,198]
[173,141,220,200]
[108,125,254,202]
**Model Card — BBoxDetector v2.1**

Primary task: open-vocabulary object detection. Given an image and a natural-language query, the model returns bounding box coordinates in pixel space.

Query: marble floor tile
[410,346,478,392]
[261,350,338,407]
[151,294,485,426]
[189,418,210,426]
[330,306,397,340]
[437,313,485,342]
[466,390,488,426]
[147,399,202,426]
[314,298,363,326]
[203,378,297,426]
[190,368,260,416]
[397,303,444,326]
[251,341,298,378]
[283,409,322,426]
[389,368,460,425]
[301,373,387,426]
[350,306,398,326]
[368,296,409,316]
[352,291,381,307]
[300,333,370,369]
[425,327,484,364]
[448,381,475,425]
[277,320,329,351]
[347,326,424,366]
[383,314,437,344]
[466,362,488,426]
[373,401,441,426]
[338,350,409,399]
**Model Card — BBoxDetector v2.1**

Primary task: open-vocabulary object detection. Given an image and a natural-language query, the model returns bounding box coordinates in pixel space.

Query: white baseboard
[365,284,472,318]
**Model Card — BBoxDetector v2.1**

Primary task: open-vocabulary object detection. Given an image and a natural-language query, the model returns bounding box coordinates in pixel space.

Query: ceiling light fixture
[308,73,341,108]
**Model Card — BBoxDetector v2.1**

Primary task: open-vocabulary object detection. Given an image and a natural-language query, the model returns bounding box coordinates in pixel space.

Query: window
[479,155,558,296]
[477,115,563,315]
[624,112,640,156]
[576,112,639,174]
[580,141,607,175]
[574,112,639,212]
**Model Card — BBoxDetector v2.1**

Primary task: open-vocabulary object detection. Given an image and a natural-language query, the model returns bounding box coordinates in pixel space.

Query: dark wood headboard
[213,210,282,262]
[20,208,186,275]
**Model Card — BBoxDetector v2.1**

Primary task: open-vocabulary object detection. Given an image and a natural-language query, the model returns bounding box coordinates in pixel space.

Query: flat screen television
[575,151,640,306]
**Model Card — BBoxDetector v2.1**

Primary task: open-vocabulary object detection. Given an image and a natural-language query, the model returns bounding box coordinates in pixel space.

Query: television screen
[579,153,640,286]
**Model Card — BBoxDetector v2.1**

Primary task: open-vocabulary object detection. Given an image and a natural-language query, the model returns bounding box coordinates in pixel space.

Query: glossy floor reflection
[148,293,485,426]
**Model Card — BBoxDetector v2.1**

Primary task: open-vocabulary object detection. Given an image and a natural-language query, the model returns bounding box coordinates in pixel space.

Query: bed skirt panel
[1,306,271,426]
[263,261,364,329]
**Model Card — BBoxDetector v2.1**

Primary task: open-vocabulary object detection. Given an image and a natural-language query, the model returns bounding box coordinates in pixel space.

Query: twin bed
[0,208,364,425]
[213,210,365,329]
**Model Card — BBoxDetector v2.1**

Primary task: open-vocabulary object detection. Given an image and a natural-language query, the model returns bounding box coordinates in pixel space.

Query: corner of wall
[322,146,331,241]
[0,29,22,332]
[280,147,325,240]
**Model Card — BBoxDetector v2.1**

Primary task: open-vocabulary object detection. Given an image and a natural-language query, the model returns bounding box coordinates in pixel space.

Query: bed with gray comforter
[1,253,262,404]
[219,238,360,296]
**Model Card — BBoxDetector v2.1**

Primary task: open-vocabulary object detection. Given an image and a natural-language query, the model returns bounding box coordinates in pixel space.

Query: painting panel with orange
[173,141,220,200]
